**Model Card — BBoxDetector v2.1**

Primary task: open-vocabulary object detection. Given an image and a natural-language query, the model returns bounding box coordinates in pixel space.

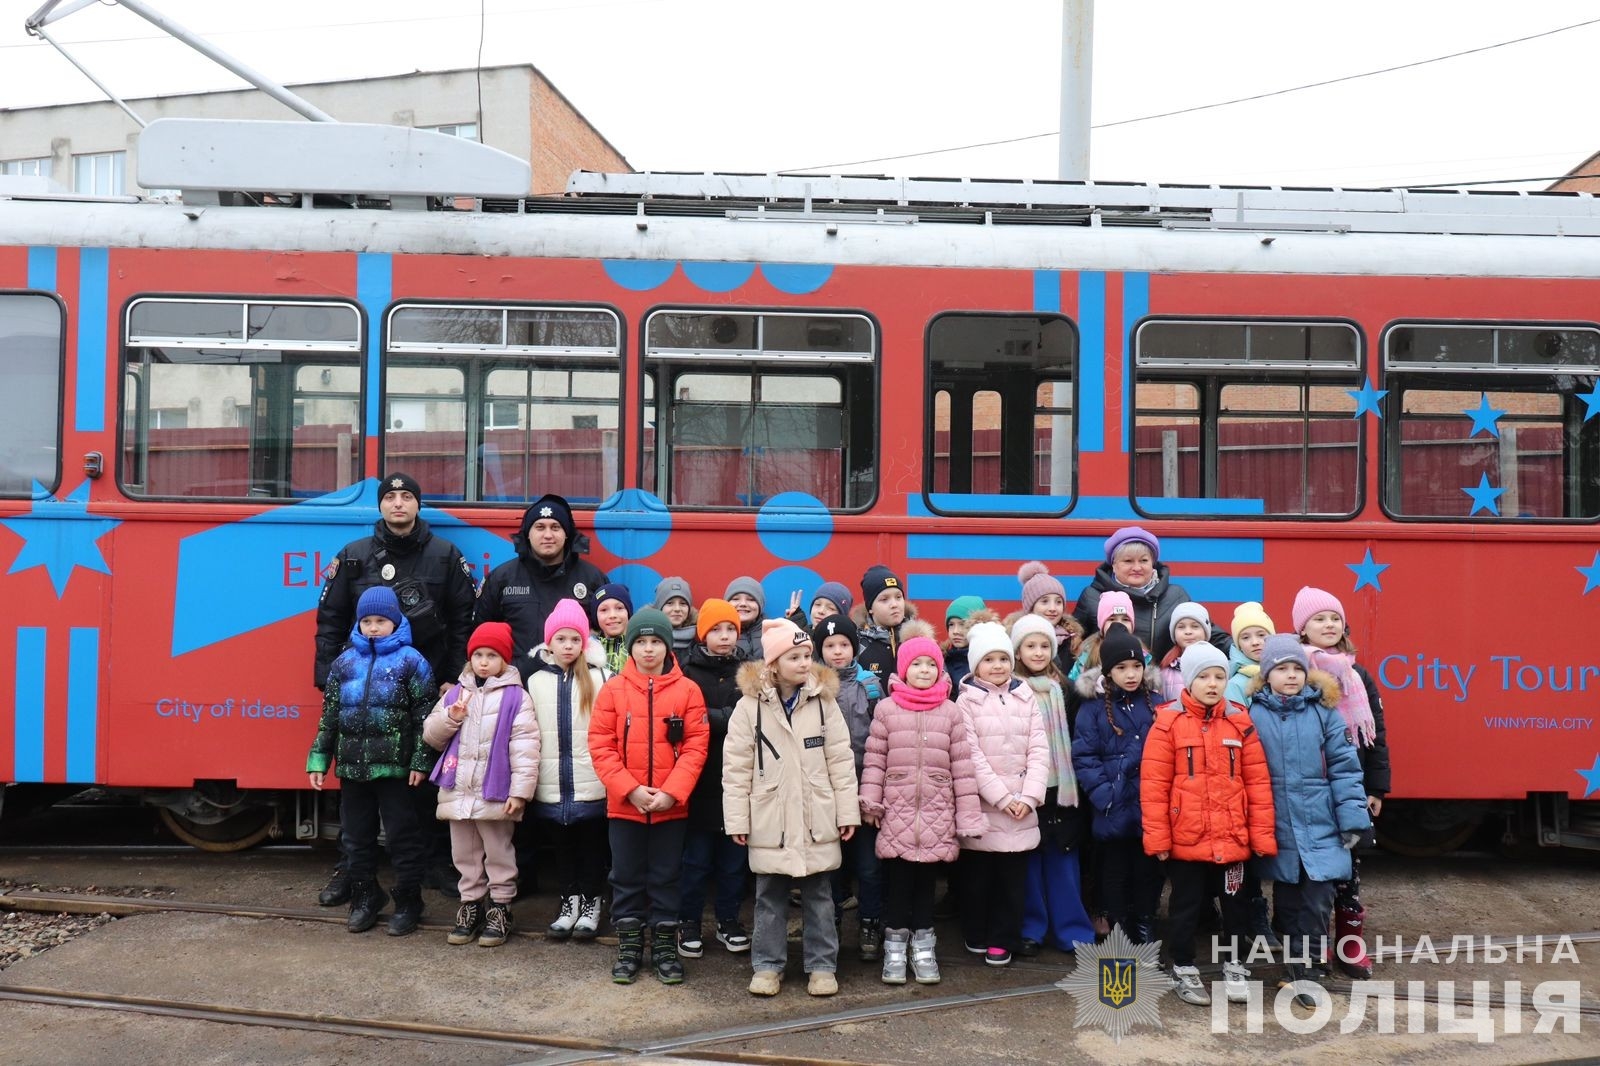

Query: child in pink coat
[859,635,984,985]
[955,621,1050,966]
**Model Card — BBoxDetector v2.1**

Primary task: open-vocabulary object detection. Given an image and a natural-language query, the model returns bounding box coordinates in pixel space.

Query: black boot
[612,919,645,984]
[387,886,424,936]
[1279,962,1321,1010]
[423,863,460,900]
[318,867,351,907]
[1250,894,1281,950]
[653,922,685,984]
[347,880,389,934]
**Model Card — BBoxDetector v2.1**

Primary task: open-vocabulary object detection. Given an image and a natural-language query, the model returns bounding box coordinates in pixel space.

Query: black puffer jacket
[682,644,743,832]
[1072,561,1230,660]
[314,518,477,688]
[1352,663,1393,797]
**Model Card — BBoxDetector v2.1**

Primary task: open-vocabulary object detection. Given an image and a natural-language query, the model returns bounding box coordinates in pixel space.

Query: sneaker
[748,970,782,996]
[858,918,883,962]
[547,894,580,939]
[478,902,512,948]
[807,971,838,996]
[716,919,751,953]
[317,868,351,907]
[571,894,603,940]
[985,947,1012,967]
[1280,964,1321,1010]
[1018,938,1042,958]
[448,898,485,945]
[1223,961,1251,1003]
[964,941,987,955]
[1172,965,1211,1006]
[838,894,859,912]
[678,923,705,959]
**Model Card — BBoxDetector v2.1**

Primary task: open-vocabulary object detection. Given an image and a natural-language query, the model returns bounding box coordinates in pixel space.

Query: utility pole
[1059,0,1093,181]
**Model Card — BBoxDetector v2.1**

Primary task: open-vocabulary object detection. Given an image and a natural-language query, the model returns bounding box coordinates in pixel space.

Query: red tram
[2,172,1599,852]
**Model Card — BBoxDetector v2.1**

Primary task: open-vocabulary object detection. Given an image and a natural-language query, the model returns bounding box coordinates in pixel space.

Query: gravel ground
[0,877,174,971]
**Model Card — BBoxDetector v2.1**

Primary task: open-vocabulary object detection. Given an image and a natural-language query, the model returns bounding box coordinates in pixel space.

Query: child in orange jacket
[1141,642,1276,1008]
[588,608,709,986]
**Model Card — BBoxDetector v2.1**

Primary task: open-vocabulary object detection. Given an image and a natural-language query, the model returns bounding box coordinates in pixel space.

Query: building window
[426,123,479,142]
[72,151,126,196]
[1383,323,1600,521]
[385,303,622,504]
[1133,319,1364,517]
[926,314,1075,514]
[0,294,64,495]
[643,310,877,510]
[1,158,48,178]
[121,298,362,499]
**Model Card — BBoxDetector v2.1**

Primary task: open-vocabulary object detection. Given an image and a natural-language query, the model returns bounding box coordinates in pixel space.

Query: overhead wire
[776,15,1600,174]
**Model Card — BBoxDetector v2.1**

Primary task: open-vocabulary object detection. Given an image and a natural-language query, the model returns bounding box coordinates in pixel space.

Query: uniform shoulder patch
[323,558,340,581]
[459,556,476,581]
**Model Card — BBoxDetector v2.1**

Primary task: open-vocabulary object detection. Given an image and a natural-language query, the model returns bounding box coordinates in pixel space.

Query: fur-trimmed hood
[529,636,610,677]
[850,600,924,631]
[1245,668,1341,708]
[736,660,841,702]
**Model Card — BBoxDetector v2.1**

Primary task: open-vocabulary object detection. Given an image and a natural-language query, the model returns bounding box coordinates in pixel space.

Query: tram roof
[552,171,1600,239]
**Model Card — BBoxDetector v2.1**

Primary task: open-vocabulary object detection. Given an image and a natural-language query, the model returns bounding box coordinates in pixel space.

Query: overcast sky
[3,0,1598,189]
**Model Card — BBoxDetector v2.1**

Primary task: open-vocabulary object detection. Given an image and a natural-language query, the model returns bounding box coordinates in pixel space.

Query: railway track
[4,884,1597,1061]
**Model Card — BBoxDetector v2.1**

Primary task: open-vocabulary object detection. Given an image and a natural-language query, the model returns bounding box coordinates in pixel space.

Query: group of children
[306,535,1389,1007]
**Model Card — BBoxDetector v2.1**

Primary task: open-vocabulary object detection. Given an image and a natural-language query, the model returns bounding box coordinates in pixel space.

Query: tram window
[925,314,1075,514]
[1383,324,1600,521]
[642,310,876,510]
[384,304,621,505]
[0,294,64,495]
[121,298,362,500]
[1133,319,1363,518]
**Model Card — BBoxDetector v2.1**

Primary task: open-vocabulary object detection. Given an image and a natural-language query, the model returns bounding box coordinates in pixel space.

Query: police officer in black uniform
[312,471,478,906]
[473,492,609,684]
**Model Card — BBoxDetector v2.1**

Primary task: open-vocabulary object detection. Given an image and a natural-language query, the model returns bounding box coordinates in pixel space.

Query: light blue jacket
[1224,643,1261,707]
[1247,673,1370,884]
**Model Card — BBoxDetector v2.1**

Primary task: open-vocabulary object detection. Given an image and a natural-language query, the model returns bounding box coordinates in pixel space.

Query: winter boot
[386,885,424,936]
[317,867,351,907]
[479,902,513,947]
[1334,906,1374,978]
[881,927,910,985]
[910,928,941,985]
[448,898,485,945]
[652,922,685,984]
[548,894,580,939]
[612,919,645,984]
[1131,915,1157,946]
[1280,962,1321,1010]
[858,918,883,962]
[572,895,603,940]
[1250,893,1281,951]
[346,880,388,934]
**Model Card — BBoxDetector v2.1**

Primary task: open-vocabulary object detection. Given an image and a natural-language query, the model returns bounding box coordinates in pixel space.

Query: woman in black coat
[1072,526,1230,660]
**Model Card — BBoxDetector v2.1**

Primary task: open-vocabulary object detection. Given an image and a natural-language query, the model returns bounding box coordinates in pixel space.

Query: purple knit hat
[1104,525,1160,563]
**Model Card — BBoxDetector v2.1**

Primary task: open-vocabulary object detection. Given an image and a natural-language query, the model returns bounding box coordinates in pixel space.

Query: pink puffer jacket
[955,675,1050,853]
[859,692,985,862]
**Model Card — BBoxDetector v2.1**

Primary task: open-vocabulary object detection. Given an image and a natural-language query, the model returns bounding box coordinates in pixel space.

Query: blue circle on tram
[682,261,757,293]
[592,488,672,560]
[756,492,833,561]
[761,263,834,295]
[603,260,677,292]
[608,563,664,610]
[761,566,826,618]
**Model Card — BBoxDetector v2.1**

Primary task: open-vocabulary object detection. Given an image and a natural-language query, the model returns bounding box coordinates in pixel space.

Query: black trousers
[608,817,687,927]
[543,817,611,898]
[1274,866,1338,963]
[340,777,426,891]
[957,850,1028,952]
[1098,838,1162,923]
[882,857,943,930]
[1163,858,1252,966]
[1334,851,1362,910]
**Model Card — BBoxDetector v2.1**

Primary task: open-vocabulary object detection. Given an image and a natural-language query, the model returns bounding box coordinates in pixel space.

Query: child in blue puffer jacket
[1071,625,1161,944]
[1246,635,1370,1004]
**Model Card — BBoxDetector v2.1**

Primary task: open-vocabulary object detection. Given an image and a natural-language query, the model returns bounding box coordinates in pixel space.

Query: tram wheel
[1374,801,1485,857]
[158,805,276,852]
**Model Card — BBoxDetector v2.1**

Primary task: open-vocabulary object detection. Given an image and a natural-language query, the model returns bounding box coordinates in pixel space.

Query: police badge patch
[381,563,396,581]
[572,582,588,600]
[322,558,340,581]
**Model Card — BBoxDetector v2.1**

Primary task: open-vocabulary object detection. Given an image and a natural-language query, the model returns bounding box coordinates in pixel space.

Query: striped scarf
[1022,674,1078,805]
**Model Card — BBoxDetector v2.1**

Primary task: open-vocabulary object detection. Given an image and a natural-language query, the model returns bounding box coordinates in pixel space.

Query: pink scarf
[1308,648,1377,748]
[887,673,951,711]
